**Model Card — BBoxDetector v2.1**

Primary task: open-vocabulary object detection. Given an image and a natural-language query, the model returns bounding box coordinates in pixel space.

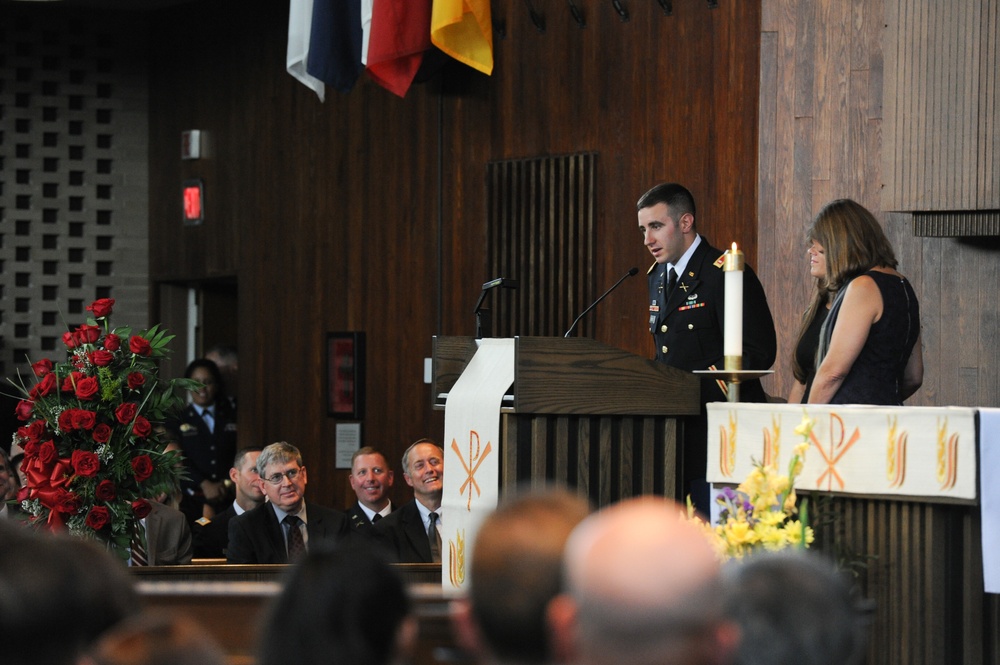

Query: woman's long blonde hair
[791,199,897,383]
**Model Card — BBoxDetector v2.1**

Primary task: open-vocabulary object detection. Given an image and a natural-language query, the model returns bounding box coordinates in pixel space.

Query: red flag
[366,0,432,98]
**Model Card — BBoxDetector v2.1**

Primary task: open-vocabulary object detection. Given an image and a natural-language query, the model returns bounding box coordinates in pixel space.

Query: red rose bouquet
[8,298,195,561]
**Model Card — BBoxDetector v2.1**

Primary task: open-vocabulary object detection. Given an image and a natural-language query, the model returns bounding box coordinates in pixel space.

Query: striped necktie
[130,523,148,567]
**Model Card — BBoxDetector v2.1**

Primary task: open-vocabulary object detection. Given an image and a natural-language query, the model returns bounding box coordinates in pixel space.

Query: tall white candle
[723,242,744,370]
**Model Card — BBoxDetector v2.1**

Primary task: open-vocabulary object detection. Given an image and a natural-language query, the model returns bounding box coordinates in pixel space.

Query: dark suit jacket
[226,501,348,564]
[370,499,432,563]
[192,503,236,559]
[145,501,193,565]
[647,237,776,404]
[345,501,392,532]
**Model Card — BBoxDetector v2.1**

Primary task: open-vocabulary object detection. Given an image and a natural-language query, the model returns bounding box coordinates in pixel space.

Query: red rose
[29,372,57,399]
[62,331,79,349]
[18,420,47,444]
[62,371,84,392]
[90,350,115,367]
[95,479,117,501]
[85,505,110,530]
[115,402,138,425]
[54,489,82,514]
[58,409,77,432]
[71,450,101,477]
[15,400,34,421]
[127,372,146,391]
[22,440,39,459]
[77,325,101,344]
[132,415,152,439]
[129,336,152,357]
[131,454,154,481]
[92,423,112,443]
[38,440,58,465]
[103,333,121,351]
[72,410,96,430]
[86,298,115,318]
[75,376,100,401]
[132,498,152,520]
[31,358,54,377]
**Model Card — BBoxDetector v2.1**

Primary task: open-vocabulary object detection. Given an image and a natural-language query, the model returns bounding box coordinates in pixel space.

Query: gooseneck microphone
[563,267,639,338]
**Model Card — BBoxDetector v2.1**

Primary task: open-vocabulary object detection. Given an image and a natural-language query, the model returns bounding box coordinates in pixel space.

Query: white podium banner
[706,403,977,500]
[442,338,515,589]
[979,408,1000,593]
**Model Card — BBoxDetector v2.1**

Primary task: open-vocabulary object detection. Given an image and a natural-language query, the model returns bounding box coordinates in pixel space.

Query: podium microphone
[563,267,639,338]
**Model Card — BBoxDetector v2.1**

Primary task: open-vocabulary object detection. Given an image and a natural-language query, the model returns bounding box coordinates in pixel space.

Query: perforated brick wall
[0,7,150,381]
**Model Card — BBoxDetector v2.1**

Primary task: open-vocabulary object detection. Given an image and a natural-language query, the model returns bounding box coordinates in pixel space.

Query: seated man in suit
[346,446,394,531]
[137,500,194,565]
[192,446,265,558]
[226,441,348,563]
[372,438,443,563]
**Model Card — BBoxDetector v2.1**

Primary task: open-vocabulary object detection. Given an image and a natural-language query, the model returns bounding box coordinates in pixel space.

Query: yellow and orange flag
[430,0,493,76]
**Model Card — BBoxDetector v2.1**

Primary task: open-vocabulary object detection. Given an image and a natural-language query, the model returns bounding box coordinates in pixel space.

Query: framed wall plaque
[327,332,365,419]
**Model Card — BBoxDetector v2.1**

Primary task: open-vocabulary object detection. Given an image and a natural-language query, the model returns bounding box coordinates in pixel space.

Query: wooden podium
[431,336,699,508]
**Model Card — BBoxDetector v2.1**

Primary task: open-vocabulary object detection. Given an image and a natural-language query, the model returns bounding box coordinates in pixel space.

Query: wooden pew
[131,564,471,665]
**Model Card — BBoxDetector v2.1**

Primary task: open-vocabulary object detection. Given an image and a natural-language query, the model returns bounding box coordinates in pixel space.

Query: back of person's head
[463,485,591,664]
[555,497,731,665]
[807,198,897,291]
[723,550,868,665]
[636,183,697,223]
[0,522,140,665]
[86,610,227,665]
[256,441,304,474]
[257,543,413,665]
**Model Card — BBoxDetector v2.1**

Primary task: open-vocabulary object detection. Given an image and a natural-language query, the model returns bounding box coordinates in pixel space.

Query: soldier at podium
[636,183,777,508]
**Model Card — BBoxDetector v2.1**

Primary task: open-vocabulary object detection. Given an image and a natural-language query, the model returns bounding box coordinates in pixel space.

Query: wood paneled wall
[883,0,1000,211]
[146,0,762,510]
[758,0,1000,661]
[757,0,1000,409]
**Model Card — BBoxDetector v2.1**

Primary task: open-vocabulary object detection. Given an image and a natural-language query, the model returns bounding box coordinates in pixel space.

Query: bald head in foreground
[549,497,736,665]
[452,486,591,665]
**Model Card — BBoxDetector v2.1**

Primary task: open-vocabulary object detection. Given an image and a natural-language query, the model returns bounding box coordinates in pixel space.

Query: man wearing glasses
[226,441,348,563]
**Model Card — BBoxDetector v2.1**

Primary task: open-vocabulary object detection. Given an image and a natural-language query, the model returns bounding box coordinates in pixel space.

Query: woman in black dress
[806,199,923,405]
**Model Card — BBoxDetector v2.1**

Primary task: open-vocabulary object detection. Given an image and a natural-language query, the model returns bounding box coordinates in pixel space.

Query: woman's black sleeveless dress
[823,271,920,405]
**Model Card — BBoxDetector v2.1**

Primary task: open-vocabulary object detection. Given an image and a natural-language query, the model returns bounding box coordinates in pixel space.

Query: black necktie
[428,512,442,563]
[372,513,382,523]
[666,269,678,298]
[284,515,305,561]
[201,407,215,433]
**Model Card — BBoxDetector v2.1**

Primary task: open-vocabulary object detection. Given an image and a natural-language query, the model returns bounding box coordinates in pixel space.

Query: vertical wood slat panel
[487,153,597,338]
[810,496,986,665]
[883,0,999,210]
[500,414,680,510]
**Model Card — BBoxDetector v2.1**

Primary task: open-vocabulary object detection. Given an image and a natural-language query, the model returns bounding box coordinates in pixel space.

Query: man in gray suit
[226,441,348,563]
[141,500,194,565]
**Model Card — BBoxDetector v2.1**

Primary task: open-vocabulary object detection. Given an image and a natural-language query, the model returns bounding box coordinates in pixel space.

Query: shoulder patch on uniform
[195,517,212,526]
[646,262,658,275]
[713,254,726,268]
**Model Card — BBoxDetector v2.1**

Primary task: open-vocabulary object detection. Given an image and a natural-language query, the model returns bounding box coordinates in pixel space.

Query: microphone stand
[474,277,519,339]
[564,267,639,338]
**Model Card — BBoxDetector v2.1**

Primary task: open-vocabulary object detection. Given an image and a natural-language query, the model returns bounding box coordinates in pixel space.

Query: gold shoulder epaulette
[713,254,726,268]
[646,262,658,275]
